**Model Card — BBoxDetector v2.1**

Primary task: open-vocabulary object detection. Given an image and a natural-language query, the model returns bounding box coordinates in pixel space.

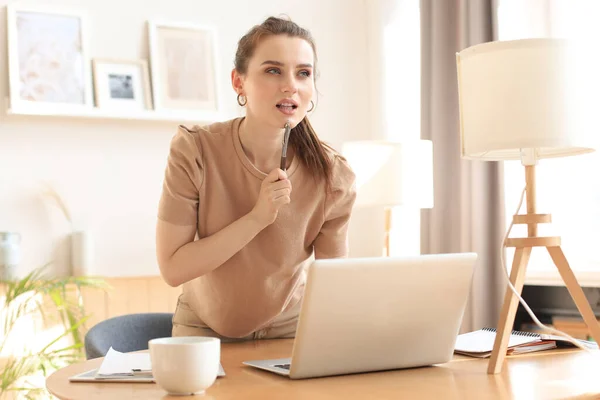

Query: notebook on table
[69,347,226,383]
[454,327,598,358]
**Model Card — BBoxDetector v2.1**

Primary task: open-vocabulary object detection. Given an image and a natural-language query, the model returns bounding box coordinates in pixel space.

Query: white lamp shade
[341,140,433,209]
[456,38,599,161]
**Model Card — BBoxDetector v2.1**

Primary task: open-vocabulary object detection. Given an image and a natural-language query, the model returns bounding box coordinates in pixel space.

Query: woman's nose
[281,74,298,93]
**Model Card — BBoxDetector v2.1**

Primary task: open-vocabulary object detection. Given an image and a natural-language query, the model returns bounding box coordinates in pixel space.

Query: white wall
[0,0,381,277]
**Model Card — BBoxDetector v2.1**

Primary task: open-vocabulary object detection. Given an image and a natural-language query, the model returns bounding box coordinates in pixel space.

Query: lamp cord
[500,186,594,353]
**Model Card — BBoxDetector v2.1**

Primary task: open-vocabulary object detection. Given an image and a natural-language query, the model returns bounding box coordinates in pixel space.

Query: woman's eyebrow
[260,60,313,68]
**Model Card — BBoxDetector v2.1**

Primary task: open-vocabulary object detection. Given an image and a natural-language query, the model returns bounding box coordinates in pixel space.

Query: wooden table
[47,339,600,399]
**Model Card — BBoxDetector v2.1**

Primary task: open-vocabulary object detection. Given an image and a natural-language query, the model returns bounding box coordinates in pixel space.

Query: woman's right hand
[250,168,292,227]
[157,168,292,286]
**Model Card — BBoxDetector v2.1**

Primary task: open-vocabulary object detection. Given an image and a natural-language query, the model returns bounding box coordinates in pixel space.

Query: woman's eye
[266,68,280,74]
[299,70,311,77]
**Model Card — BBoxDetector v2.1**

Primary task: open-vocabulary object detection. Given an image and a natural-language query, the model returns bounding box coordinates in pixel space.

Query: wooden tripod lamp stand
[456,38,600,374]
[342,140,433,256]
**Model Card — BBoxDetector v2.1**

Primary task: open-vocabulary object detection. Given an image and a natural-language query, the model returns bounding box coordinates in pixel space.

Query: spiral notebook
[454,327,597,358]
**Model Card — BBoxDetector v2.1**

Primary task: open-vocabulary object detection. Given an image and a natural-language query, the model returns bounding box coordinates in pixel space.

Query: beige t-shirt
[158,117,356,338]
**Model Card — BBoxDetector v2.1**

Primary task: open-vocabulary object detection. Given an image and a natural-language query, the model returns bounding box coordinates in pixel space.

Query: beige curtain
[420,0,506,332]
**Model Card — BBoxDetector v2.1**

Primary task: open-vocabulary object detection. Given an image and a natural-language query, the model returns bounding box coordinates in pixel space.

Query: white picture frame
[92,59,153,111]
[147,21,220,113]
[5,4,93,112]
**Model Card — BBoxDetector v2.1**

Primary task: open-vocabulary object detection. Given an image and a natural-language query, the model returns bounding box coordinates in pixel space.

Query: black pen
[280,122,292,172]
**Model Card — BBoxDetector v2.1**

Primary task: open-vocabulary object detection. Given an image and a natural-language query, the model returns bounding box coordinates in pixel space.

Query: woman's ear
[231,69,244,94]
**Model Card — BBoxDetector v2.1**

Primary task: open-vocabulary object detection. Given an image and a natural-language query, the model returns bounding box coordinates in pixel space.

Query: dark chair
[84,313,174,359]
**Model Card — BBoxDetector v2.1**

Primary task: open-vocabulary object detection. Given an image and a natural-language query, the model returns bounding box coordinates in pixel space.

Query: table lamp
[342,140,433,256]
[456,38,600,374]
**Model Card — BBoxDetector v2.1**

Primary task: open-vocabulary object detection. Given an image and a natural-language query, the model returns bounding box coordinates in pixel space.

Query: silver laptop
[243,252,477,379]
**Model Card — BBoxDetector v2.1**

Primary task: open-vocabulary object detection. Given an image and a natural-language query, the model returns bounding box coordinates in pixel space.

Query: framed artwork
[92,59,153,111]
[6,5,93,111]
[147,21,219,113]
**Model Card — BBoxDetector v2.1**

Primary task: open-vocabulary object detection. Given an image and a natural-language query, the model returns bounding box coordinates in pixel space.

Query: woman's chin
[274,114,299,129]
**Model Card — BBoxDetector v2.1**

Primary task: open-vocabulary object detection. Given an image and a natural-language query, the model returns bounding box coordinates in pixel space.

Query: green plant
[0,265,107,400]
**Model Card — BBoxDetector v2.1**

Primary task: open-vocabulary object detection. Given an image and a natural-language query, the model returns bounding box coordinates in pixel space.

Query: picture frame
[92,59,153,111]
[5,4,93,112]
[147,21,220,113]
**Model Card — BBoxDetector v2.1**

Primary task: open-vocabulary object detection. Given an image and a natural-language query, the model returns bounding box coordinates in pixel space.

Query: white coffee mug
[149,336,220,395]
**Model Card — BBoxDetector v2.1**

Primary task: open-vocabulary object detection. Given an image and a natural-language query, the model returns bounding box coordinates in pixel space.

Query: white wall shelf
[3,99,223,124]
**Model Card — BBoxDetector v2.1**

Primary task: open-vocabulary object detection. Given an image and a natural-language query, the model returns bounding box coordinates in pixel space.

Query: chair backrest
[84,313,174,359]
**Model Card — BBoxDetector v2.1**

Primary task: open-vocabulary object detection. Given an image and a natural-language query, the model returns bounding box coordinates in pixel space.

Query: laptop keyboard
[274,363,291,370]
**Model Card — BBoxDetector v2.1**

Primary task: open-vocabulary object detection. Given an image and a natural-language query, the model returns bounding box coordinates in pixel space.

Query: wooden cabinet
[80,276,181,330]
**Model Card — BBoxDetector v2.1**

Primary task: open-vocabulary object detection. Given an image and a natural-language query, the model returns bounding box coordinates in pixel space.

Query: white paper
[96,347,226,378]
[96,347,152,376]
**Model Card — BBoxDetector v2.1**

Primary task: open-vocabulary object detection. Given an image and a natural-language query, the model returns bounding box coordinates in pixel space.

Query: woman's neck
[239,117,293,172]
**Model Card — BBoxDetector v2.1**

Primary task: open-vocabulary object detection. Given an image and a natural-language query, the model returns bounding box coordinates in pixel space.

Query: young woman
[156,16,356,341]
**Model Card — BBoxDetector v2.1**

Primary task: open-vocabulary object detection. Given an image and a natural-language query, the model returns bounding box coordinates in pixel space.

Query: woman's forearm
[163,212,266,286]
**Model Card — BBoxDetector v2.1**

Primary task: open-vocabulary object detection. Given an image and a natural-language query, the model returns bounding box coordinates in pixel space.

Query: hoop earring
[237,93,247,106]
[307,100,315,112]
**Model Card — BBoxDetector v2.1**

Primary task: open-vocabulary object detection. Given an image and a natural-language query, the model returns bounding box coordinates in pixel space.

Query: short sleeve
[157,125,204,225]
[313,155,357,258]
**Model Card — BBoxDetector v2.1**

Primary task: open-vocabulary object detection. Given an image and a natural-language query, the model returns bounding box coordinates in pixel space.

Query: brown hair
[234,16,335,190]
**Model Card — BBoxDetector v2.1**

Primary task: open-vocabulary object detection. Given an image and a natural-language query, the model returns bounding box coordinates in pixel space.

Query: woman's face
[235,35,315,130]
